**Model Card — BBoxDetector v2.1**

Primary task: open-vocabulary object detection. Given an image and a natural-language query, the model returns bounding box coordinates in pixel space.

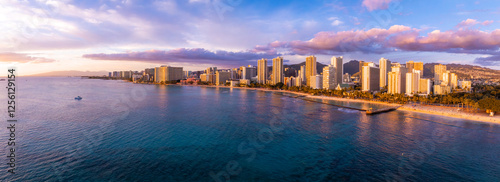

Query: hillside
[284,62,327,75]
[285,60,360,75]
[343,60,360,75]
[423,63,500,80]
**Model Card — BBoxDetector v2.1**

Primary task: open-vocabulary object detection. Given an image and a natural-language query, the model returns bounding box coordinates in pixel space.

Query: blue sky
[0,0,499,75]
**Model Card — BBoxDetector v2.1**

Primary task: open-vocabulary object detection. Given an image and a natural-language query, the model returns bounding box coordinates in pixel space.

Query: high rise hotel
[379,58,391,88]
[331,56,343,86]
[257,58,267,84]
[305,56,317,87]
[272,57,284,84]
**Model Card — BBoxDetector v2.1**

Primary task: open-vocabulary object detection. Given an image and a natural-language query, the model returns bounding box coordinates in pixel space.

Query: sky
[0,0,500,75]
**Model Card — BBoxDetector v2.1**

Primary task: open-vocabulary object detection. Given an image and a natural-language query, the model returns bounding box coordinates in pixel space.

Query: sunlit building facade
[306,55,317,87]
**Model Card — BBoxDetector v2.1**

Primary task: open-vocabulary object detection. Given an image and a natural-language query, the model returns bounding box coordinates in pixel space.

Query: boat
[0,79,5,81]
[75,96,82,100]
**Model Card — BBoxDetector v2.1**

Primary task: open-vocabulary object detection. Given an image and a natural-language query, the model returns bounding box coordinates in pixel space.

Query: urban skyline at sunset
[1,0,500,76]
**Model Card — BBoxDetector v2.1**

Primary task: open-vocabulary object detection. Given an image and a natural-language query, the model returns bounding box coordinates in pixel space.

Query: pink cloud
[389,29,500,51]
[482,20,494,26]
[0,53,56,63]
[252,25,500,66]
[457,19,495,27]
[362,0,396,11]
[457,19,479,27]
[256,25,418,55]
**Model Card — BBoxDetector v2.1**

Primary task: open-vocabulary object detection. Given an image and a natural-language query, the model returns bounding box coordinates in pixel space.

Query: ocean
[1,77,499,181]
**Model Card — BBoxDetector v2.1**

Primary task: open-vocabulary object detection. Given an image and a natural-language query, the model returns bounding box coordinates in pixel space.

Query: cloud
[457,19,495,28]
[474,55,500,66]
[457,19,479,27]
[482,20,494,26]
[253,25,500,57]
[389,29,500,52]
[0,53,56,63]
[255,25,416,55]
[82,48,279,67]
[328,17,343,26]
[362,0,396,11]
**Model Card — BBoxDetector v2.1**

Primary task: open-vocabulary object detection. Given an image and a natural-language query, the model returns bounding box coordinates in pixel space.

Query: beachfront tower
[306,56,317,87]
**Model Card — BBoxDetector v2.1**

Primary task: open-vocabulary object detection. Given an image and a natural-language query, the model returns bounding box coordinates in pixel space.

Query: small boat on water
[75,96,82,100]
[0,79,5,81]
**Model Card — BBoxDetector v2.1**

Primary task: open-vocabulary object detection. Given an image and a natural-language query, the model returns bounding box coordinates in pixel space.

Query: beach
[398,104,500,124]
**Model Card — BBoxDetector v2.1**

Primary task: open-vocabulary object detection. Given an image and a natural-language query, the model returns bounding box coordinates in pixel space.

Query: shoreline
[145,82,500,124]
[398,105,500,124]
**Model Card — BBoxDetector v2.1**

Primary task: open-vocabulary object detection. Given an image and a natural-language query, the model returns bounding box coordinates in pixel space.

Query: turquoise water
[0,77,499,181]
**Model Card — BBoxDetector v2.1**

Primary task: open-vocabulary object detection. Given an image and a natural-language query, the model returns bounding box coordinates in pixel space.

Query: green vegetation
[244,82,500,113]
[478,97,500,113]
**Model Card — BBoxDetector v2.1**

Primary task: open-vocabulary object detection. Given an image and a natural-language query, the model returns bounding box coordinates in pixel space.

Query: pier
[276,93,400,115]
[365,107,400,115]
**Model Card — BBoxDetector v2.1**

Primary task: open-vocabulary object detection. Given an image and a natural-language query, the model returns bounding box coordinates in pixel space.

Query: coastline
[398,105,500,124]
[146,83,500,124]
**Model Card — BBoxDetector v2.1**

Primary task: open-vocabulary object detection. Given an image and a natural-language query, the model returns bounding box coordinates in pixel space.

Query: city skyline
[1,0,500,76]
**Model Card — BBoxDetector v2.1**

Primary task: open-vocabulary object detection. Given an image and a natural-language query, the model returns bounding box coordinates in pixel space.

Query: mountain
[423,63,500,80]
[26,70,109,77]
[284,60,359,76]
[284,61,327,75]
[343,60,360,75]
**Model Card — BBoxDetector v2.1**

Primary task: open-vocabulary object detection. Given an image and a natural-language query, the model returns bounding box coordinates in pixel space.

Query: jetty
[366,107,400,115]
[275,93,400,115]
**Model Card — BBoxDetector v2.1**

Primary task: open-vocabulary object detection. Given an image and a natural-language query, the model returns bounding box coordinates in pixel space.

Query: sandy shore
[172,84,500,124]
[398,104,500,124]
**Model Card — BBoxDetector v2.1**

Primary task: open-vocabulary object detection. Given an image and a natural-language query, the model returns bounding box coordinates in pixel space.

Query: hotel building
[419,78,431,95]
[300,65,306,84]
[459,80,472,91]
[434,85,451,95]
[310,75,323,89]
[449,72,458,89]
[241,66,256,80]
[405,70,421,96]
[434,64,447,85]
[216,71,231,86]
[406,61,423,75]
[154,66,183,83]
[362,64,380,92]
[272,57,284,84]
[331,56,343,86]
[306,55,317,87]
[379,58,391,88]
[322,65,336,90]
[388,64,408,94]
[257,58,268,84]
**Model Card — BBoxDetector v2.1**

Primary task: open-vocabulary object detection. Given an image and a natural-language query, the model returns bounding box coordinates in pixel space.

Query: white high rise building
[405,70,421,96]
[272,57,284,84]
[331,56,343,86]
[310,75,323,89]
[322,65,336,90]
[362,64,380,92]
[257,58,268,84]
[300,65,306,84]
[379,58,391,88]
